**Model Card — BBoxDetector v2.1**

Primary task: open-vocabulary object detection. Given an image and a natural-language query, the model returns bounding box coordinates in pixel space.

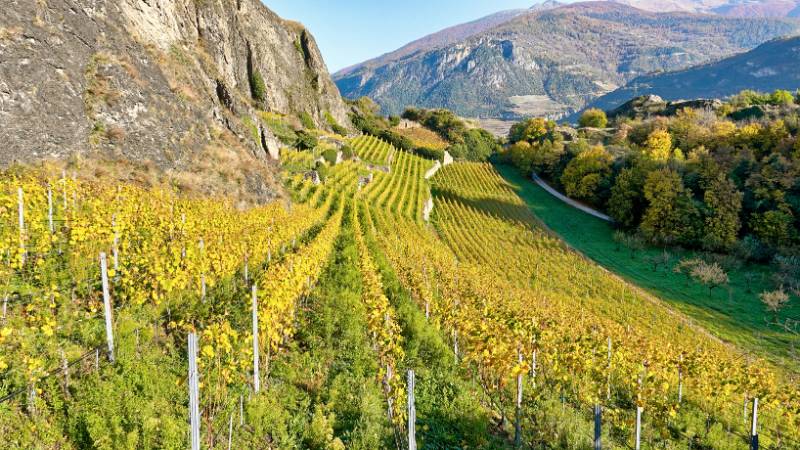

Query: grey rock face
[0,0,349,168]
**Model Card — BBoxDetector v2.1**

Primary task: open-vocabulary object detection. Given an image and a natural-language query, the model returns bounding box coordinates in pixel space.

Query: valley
[0,0,799,448]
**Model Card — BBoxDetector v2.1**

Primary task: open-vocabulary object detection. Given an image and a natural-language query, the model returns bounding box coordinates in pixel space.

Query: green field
[495,163,800,372]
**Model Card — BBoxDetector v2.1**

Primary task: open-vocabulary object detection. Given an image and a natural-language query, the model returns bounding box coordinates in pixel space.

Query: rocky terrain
[583,36,800,114]
[335,1,800,120]
[614,0,800,17]
[0,0,350,200]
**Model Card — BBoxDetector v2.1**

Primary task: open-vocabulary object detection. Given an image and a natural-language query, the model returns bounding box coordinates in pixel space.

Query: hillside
[0,0,350,200]
[583,36,800,112]
[1,136,799,448]
[335,8,527,78]
[614,0,800,17]
[334,1,800,120]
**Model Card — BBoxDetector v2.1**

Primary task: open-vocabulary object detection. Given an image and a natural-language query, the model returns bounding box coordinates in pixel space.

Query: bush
[299,112,316,129]
[378,130,413,152]
[322,148,338,164]
[324,111,349,135]
[579,108,608,128]
[314,161,329,181]
[250,70,267,103]
[340,144,354,160]
[413,147,445,161]
[294,130,318,150]
[452,128,500,161]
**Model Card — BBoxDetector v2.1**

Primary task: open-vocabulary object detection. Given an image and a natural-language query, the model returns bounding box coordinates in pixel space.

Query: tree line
[503,90,800,264]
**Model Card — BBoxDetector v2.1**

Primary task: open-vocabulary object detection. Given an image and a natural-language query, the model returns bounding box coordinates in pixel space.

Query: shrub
[579,108,608,128]
[322,148,338,165]
[340,144,354,160]
[299,112,316,129]
[294,130,318,150]
[324,111,349,135]
[413,147,445,161]
[250,70,266,103]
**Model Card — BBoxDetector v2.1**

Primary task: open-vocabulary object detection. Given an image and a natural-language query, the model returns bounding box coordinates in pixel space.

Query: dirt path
[531,172,612,222]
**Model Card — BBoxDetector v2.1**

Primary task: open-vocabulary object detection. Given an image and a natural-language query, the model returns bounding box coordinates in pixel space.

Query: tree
[703,175,743,251]
[608,166,646,229]
[750,209,794,248]
[450,128,500,162]
[560,145,613,205]
[770,90,794,106]
[510,141,535,173]
[690,261,729,298]
[760,289,790,322]
[508,118,555,144]
[579,108,608,128]
[640,168,686,244]
[673,258,702,286]
[645,129,673,161]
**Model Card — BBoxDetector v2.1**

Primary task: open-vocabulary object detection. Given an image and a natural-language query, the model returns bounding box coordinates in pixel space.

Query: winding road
[530,172,612,222]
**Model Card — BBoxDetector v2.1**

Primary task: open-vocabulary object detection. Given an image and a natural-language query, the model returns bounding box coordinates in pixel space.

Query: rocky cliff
[0,0,349,199]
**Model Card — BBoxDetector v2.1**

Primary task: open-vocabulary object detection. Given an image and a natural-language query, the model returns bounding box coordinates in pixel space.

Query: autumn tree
[645,129,673,161]
[560,145,613,205]
[579,108,608,128]
[690,261,729,298]
[608,166,647,229]
[760,289,790,322]
[641,168,698,245]
[509,118,556,144]
[703,175,743,251]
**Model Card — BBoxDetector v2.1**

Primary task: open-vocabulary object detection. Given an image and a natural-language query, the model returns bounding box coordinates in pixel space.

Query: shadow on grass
[494,162,800,372]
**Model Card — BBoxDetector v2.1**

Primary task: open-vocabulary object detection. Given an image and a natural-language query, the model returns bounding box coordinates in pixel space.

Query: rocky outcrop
[0,0,350,171]
[605,95,724,120]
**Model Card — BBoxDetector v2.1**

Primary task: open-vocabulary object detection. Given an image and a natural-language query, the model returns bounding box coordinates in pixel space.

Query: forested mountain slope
[334,1,800,120]
[584,36,800,112]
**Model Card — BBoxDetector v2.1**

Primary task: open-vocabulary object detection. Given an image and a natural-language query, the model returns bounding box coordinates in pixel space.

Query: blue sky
[264,0,544,73]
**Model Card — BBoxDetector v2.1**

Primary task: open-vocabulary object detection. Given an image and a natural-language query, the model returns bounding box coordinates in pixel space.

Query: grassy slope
[495,163,800,372]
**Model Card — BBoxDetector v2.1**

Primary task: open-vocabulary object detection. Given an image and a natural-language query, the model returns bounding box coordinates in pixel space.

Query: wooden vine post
[100,252,115,362]
[252,284,260,393]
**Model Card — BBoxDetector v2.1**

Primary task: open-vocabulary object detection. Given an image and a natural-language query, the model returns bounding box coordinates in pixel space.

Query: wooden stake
[188,332,201,450]
[227,413,233,450]
[100,252,115,362]
[594,405,602,450]
[634,406,642,450]
[47,185,54,234]
[112,215,119,272]
[678,354,683,404]
[18,187,25,264]
[252,284,260,393]
[606,337,612,401]
[407,370,416,450]
[750,398,759,450]
[514,349,523,448]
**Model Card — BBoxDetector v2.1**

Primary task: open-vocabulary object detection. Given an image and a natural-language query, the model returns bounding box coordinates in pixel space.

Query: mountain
[333,1,800,120]
[336,8,529,78]
[0,0,349,179]
[612,0,800,17]
[583,36,800,113]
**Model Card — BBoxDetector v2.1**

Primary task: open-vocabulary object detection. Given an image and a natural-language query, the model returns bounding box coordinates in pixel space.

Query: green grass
[495,163,800,372]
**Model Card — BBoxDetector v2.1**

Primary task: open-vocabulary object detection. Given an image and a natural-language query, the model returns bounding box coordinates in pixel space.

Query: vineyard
[0,139,798,449]
[351,135,396,166]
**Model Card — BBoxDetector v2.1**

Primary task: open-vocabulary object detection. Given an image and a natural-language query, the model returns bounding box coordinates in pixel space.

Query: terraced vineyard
[2,141,798,449]
[362,145,433,221]
[351,135,396,166]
